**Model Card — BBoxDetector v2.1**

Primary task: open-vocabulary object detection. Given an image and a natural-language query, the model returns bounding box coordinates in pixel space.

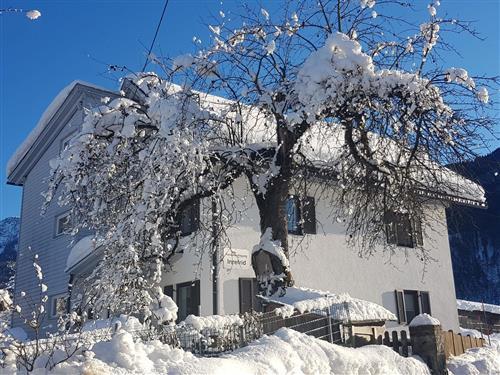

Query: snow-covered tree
[45,0,498,315]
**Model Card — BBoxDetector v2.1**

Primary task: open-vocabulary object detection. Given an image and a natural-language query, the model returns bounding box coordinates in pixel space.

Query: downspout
[211,197,219,315]
[67,274,74,313]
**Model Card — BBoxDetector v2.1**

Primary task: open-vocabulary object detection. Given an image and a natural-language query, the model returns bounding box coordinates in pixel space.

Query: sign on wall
[223,248,251,270]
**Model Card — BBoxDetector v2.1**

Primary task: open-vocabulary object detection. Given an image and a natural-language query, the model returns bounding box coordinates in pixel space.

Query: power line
[141,0,169,72]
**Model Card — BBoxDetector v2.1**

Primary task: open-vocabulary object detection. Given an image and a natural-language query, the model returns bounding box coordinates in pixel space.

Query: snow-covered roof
[66,235,103,272]
[298,123,486,205]
[6,80,116,177]
[457,299,500,315]
[261,286,397,322]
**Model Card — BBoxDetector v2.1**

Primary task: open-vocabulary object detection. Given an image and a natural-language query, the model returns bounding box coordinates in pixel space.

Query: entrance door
[176,280,200,322]
[239,278,260,313]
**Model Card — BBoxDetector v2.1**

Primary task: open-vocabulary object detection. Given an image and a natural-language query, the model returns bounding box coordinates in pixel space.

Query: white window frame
[50,293,68,318]
[55,212,71,237]
[60,131,77,152]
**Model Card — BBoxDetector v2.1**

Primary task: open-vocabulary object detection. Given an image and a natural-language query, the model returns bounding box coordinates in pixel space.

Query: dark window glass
[164,285,174,299]
[286,196,302,235]
[180,201,200,236]
[56,213,71,236]
[385,211,422,248]
[403,290,420,323]
[176,280,200,322]
[420,291,431,314]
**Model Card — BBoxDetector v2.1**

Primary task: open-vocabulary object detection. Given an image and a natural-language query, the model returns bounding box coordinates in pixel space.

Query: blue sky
[1,0,499,219]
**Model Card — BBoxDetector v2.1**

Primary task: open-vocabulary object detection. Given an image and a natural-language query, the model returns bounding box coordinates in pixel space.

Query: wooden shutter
[395,290,406,324]
[192,200,200,232]
[301,196,316,234]
[419,291,431,314]
[193,280,200,314]
[385,212,397,245]
[413,219,424,247]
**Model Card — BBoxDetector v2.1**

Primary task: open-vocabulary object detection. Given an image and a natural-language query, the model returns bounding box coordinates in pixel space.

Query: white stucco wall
[171,177,459,331]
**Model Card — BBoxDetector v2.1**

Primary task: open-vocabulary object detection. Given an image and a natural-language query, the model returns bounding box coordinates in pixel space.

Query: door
[176,280,200,322]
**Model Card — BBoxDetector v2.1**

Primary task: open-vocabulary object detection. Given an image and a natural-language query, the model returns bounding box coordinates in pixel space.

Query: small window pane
[56,214,71,236]
[287,197,301,234]
[52,295,68,317]
[404,291,420,323]
[420,292,431,314]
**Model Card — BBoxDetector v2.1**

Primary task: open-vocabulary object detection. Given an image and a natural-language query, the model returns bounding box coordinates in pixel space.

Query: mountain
[446,148,500,305]
[0,217,20,290]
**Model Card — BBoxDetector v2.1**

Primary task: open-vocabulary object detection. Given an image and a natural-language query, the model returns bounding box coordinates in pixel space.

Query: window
[51,294,68,318]
[55,212,71,236]
[60,132,76,152]
[176,280,200,322]
[395,290,431,324]
[286,196,316,235]
[384,211,423,248]
[239,278,261,313]
[164,285,174,299]
[179,201,200,236]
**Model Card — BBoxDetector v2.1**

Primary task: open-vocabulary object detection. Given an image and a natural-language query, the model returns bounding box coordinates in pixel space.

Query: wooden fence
[375,329,485,359]
[442,330,485,358]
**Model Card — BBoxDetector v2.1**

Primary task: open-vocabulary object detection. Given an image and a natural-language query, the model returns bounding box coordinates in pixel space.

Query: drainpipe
[211,197,219,315]
[67,274,74,313]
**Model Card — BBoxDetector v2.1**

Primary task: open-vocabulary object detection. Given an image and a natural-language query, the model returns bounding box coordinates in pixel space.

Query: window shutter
[395,290,406,324]
[193,280,200,309]
[301,196,316,234]
[420,291,431,314]
[385,212,397,245]
[413,219,423,247]
[192,200,200,232]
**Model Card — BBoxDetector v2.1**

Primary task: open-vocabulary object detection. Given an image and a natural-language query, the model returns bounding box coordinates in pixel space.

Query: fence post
[327,306,334,344]
[409,323,447,375]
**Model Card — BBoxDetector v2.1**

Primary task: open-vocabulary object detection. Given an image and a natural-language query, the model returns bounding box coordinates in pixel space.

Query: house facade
[7,81,485,336]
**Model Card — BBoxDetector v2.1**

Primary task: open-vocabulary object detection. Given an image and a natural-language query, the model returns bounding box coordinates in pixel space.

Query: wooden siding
[11,91,109,336]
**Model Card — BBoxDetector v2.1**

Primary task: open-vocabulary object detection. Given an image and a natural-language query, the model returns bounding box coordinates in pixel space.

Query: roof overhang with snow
[6,81,118,186]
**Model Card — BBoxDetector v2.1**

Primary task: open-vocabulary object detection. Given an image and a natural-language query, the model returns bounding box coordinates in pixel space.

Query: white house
[6,81,486,336]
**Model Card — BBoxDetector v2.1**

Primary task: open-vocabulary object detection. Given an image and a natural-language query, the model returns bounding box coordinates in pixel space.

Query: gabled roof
[6,81,118,186]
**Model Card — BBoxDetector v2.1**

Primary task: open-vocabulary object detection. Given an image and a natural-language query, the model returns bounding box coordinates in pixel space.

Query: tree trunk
[250,119,295,293]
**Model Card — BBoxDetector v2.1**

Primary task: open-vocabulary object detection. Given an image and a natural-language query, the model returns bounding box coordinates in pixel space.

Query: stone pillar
[409,324,447,375]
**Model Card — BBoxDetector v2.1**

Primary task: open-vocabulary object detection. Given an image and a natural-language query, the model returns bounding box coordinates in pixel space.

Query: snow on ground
[445,327,500,374]
[447,346,500,375]
[33,328,429,375]
[457,299,500,315]
[262,286,396,322]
